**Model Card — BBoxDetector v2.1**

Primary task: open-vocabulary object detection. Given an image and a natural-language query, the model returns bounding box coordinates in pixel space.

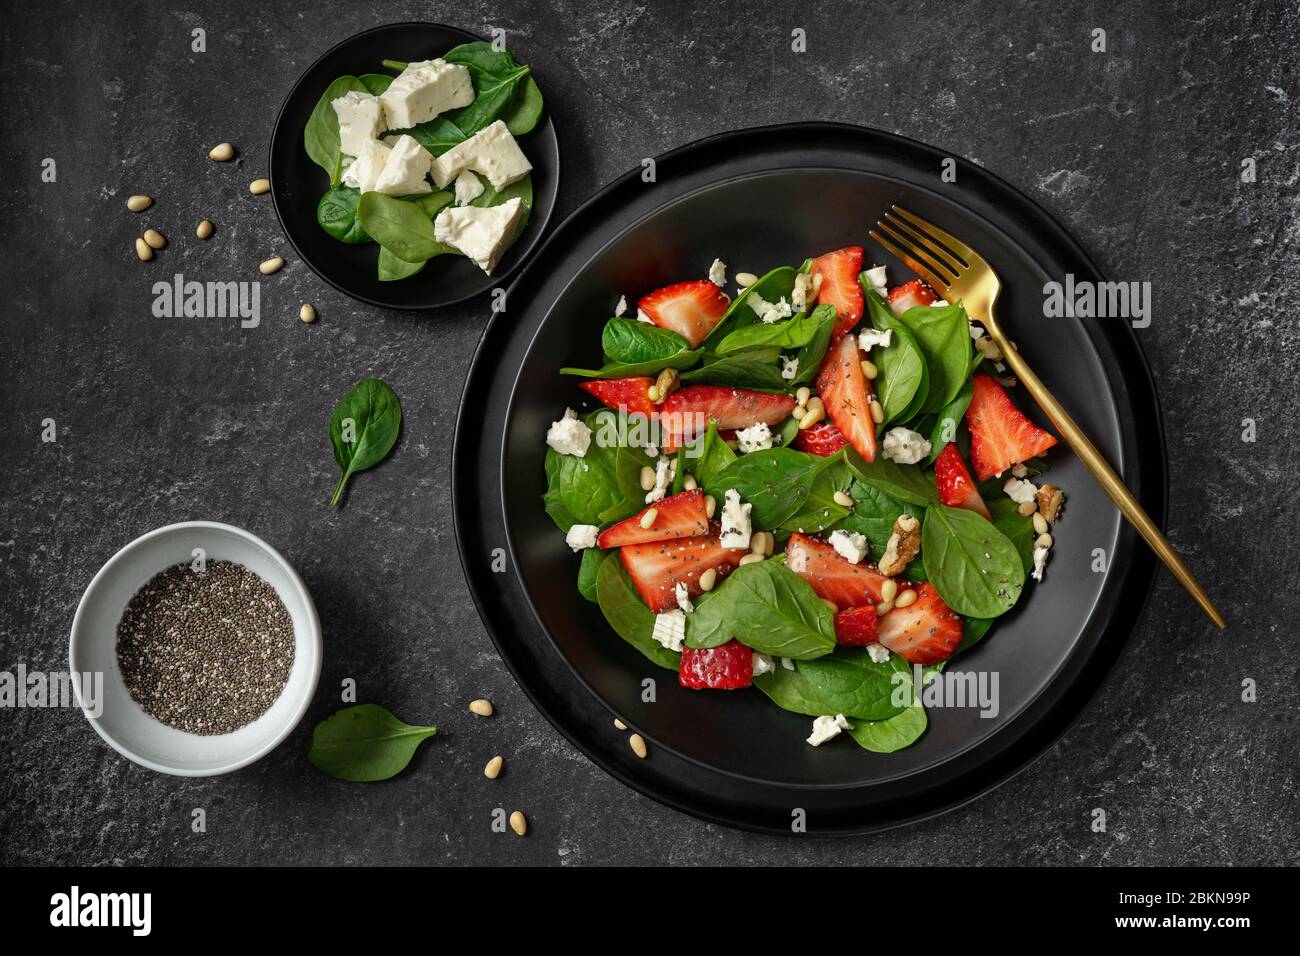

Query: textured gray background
[2,0,1297,866]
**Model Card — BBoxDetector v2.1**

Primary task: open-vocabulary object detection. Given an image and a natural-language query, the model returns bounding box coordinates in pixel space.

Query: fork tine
[890,205,985,268]
[881,211,966,278]
[870,223,954,292]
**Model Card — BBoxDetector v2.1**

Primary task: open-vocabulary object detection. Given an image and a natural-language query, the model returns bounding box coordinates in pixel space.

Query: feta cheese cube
[453,170,485,206]
[433,197,525,275]
[674,581,694,613]
[708,258,727,286]
[372,134,432,196]
[867,643,891,664]
[341,137,393,193]
[752,653,775,677]
[379,58,474,130]
[430,119,532,190]
[1031,545,1050,582]
[857,327,892,351]
[615,295,628,317]
[781,657,796,671]
[651,610,687,651]
[332,91,387,157]
[828,530,868,565]
[881,427,932,465]
[565,524,599,551]
[780,356,799,381]
[636,308,652,324]
[1003,477,1039,503]
[719,489,752,550]
[864,264,888,289]
[735,422,773,453]
[806,713,853,747]
[747,290,792,324]
[546,407,591,457]
[644,455,675,504]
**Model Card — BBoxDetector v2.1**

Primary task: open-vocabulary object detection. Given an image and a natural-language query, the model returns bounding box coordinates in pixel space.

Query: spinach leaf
[926,377,974,464]
[848,657,926,751]
[678,348,788,390]
[307,703,436,782]
[358,192,442,263]
[921,504,1025,617]
[503,76,545,135]
[680,422,735,487]
[602,318,691,364]
[378,248,426,281]
[717,307,829,354]
[837,478,926,569]
[702,266,798,351]
[399,116,468,156]
[955,616,995,654]
[561,350,704,379]
[842,445,938,506]
[441,41,520,76]
[317,186,371,244]
[753,647,904,721]
[894,302,972,414]
[442,42,544,135]
[780,460,852,533]
[864,287,929,424]
[705,447,838,528]
[596,555,681,670]
[452,65,531,135]
[577,548,608,603]
[359,73,393,95]
[686,561,836,659]
[542,410,626,526]
[543,453,578,532]
[305,75,369,185]
[328,378,402,507]
[987,497,1036,572]
[792,305,839,383]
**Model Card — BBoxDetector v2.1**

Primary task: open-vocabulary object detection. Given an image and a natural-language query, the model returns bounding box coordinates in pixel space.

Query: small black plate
[453,123,1166,834]
[268,22,560,310]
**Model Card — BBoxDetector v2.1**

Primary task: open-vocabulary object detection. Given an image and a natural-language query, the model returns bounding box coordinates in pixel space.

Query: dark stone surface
[2,0,1296,865]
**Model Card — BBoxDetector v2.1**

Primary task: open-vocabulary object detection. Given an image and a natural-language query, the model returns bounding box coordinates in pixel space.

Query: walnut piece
[877,513,921,577]
[1037,483,1064,524]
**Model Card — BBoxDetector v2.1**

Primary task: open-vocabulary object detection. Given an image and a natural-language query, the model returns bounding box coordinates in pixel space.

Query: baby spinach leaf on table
[358,192,443,263]
[894,302,972,414]
[680,422,735,488]
[328,378,402,507]
[922,504,1025,617]
[955,616,995,654]
[577,548,608,603]
[752,647,904,721]
[542,410,626,526]
[602,318,692,364]
[561,349,703,379]
[791,305,839,383]
[705,448,839,529]
[686,561,836,659]
[359,73,393,95]
[679,349,788,390]
[926,377,974,464]
[842,446,938,507]
[848,657,927,752]
[987,497,1036,572]
[317,186,371,244]
[864,287,929,424]
[780,460,852,533]
[305,75,369,185]
[596,555,681,670]
[702,266,798,351]
[717,308,828,354]
[308,703,436,782]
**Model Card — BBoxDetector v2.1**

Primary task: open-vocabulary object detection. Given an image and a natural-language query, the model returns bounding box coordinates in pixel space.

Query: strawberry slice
[791,420,847,457]
[877,583,962,664]
[815,333,877,461]
[833,605,879,646]
[810,246,864,335]
[619,532,745,612]
[579,376,657,418]
[786,532,889,609]
[659,385,796,451]
[679,639,754,689]
[598,489,709,548]
[965,373,1059,480]
[638,280,729,348]
[887,279,939,316]
[933,443,992,519]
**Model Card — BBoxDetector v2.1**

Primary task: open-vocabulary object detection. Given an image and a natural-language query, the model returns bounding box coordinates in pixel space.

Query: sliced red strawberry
[833,605,879,646]
[786,532,889,610]
[659,385,796,451]
[815,333,877,461]
[877,584,962,664]
[965,373,1059,480]
[810,246,864,335]
[933,443,992,520]
[638,280,729,348]
[791,421,847,457]
[597,489,709,548]
[578,377,657,418]
[619,532,745,612]
[886,279,939,316]
[679,639,754,689]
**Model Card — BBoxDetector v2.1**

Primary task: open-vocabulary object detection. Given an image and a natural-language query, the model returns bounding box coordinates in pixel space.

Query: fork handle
[980,317,1226,629]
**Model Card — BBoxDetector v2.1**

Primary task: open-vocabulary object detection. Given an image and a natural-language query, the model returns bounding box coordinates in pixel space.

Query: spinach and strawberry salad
[542,248,1066,753]
[303,41,542,280]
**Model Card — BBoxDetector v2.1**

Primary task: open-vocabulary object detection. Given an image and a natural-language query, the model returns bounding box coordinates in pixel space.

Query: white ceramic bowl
[69,521,322,776]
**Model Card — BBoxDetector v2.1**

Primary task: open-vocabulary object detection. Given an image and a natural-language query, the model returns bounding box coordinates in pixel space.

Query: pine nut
[875,600,894,615]
[806,396,824,416]
[735,272,758,288]
[209,142,235,161]
[629,733,648,758]
[468,698,494,717]
[750,531,772,556]
[647,385,662,402]
[792,405,807,421]
[143,228,166,249]
[484,755,504,779]
[798,408,823,429]
[196,219,214,239]
[259,256,284,275]
[832,490,854,507]
[881,579,898,602]
[698,567,718,592]
[1035,532,1054,549]
[249,178,270,195]
[639,465,656,491]
[126,194,152,212]
[299,304,317,324]
[1017,500,1038,516]
[639,508,658,529]
[509,810,527,836]
[705,495,716,518]
[895,589,917,609]
[613,718,627,730]
[683,474,697,490]
[739,553,765,566]
[134,237,153,261]
[796,387,811,406]
[1032,512,1049,535]
[869,400,884,424]
[862,359,878,380]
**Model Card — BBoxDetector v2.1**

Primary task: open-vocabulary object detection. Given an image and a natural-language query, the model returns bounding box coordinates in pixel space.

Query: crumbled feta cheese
[708,258,727,287]
[565,524,600,551]
[864,264,888,289]
[975,335,1003,362]
[1003,477,1039,503]
[1011,462,1028,478]
[881,427,932,465]
[332,90,387,157]
[546,408,591,457]
[780,356,799,380]
[932,298,950,307]
[379,58,474,129]
[828,530,868,565]
[752,653,775,677]
[674,581,694,614]
[1031,545,1050,582]
[341,137,393,193]
[970,323,985,340]
[644,455,676,504]
[429,119,532,190]
[615,295,628,317]
[433,197,526,274]
[651,610,687,651]
[857,327,892,351]
[867,643,891,664]
[453,170,484,206]
[792,271,818,311]
[636,308,652,324]
[806,713,853,747]
[781,657,796,671]
[372,133,434,196]
[735,422,773,453]
[719,489,753,550]
[747,290,793,324]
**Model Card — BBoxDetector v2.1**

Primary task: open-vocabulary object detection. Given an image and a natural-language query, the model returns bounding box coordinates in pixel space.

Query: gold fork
[870,205,1225,629]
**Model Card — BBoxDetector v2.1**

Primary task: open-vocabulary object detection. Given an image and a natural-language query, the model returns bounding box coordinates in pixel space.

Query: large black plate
[453,123,1165,833]
[268,22,559,310]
